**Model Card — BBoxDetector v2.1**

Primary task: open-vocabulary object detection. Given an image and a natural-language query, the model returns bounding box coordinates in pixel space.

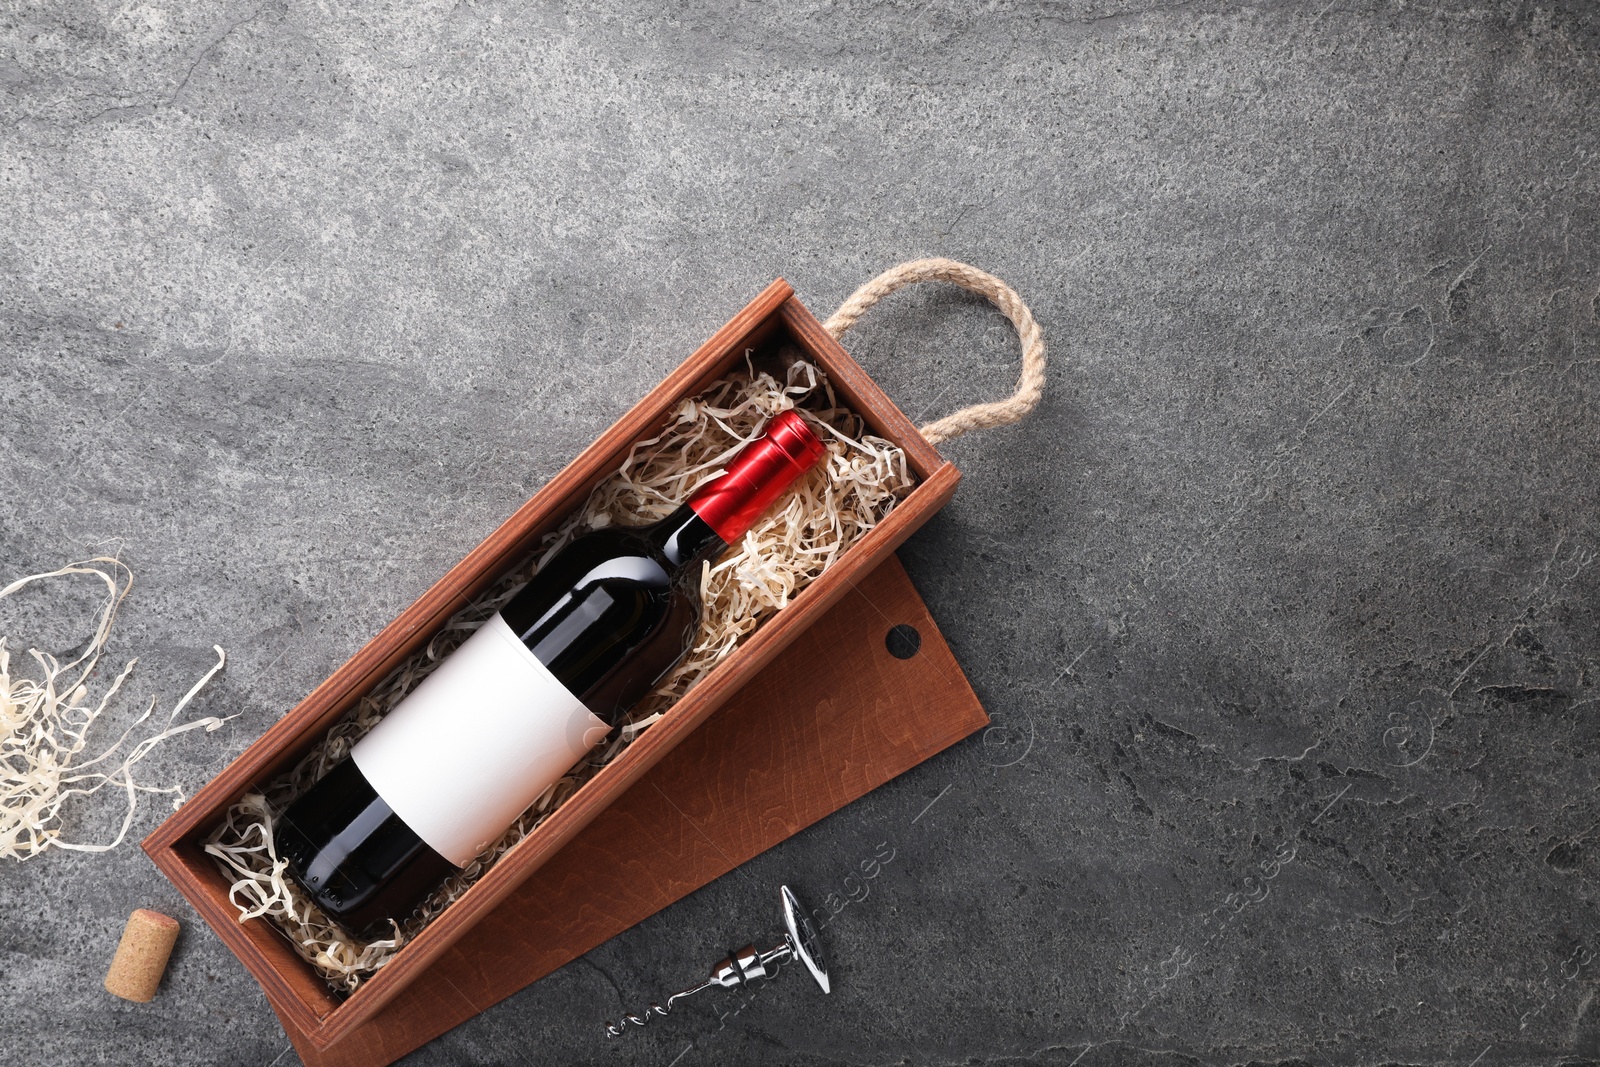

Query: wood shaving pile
[204,356,915,993]
[1,559,230,862]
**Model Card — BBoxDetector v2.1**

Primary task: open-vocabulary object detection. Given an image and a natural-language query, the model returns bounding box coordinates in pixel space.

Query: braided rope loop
[823,257,1046,445]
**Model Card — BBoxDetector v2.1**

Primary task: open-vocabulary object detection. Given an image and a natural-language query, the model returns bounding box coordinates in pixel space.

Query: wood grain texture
[269,554,987,1067]
[142,283,964,1050]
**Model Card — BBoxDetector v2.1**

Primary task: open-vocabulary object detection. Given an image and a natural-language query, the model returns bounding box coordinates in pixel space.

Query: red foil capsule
[687,410,827,544]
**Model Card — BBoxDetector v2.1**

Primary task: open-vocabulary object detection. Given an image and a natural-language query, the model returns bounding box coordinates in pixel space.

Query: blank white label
[352,612,611,867]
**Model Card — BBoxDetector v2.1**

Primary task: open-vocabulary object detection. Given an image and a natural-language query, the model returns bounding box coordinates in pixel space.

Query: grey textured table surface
[4,2,1599,1065]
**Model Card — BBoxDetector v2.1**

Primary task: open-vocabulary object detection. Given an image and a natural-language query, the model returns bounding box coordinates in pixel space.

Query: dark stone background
[3,2,1599,1065]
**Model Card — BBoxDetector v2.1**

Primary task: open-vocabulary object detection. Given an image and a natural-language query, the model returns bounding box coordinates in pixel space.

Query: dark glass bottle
[276,411,825,936]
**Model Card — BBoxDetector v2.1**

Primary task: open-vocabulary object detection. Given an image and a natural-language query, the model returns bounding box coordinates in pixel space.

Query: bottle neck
[682,410,827,544]
[649,504,727,571]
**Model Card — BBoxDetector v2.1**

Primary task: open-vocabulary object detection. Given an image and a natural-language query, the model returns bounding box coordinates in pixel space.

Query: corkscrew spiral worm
[605,980,713,1037]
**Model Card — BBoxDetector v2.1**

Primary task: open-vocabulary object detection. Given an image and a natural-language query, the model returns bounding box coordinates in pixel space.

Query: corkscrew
[604,885,830,1037]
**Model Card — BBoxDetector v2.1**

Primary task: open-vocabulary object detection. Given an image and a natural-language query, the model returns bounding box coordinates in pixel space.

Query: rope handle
[823,257,1047,445]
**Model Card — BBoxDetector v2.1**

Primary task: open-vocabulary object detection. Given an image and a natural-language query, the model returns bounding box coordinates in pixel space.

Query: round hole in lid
[885,624,921,659]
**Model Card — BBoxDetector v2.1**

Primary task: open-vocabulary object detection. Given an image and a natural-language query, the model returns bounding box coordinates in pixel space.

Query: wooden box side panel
[777,297,946,481]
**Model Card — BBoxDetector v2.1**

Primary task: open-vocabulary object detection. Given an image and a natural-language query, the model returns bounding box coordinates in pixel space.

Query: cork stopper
[104,908,180,1002]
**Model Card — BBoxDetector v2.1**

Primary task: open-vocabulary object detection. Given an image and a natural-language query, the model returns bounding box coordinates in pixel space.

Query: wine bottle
[276,410,826,936]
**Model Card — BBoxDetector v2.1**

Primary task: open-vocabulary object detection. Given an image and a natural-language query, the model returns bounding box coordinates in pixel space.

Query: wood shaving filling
[204,357,915,993]
[1,559,230,862]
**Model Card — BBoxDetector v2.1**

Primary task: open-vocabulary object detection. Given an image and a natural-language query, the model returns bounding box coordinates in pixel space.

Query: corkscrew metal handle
[605,885,830,1037]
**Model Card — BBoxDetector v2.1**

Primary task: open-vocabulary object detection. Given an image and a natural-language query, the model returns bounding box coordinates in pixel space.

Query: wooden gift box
[143,280,969,1053]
